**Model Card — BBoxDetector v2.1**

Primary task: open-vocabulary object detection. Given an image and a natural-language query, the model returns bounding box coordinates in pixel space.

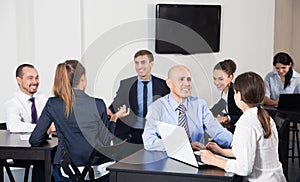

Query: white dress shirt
[225,107,286,181]
[5,90,47,132]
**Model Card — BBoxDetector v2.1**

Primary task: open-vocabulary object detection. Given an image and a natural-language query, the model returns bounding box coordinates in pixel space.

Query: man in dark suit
[108,50,170,144]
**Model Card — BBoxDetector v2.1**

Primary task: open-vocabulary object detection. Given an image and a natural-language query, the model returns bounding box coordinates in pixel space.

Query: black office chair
[273,113,290,181]
[60,137,142,181]
[60,147,96,181]
[289,120,300,167]
[0,122,30,182]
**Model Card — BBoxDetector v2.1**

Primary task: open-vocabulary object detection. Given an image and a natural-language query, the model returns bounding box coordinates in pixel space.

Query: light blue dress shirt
[142,94,233,151]
[135,76,153,128]
[265,70,300,101]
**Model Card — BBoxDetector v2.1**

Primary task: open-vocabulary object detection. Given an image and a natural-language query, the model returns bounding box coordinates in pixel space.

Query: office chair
[289,120,300,167]
[60,147,96,181]
[60,137,142,181]
[273,114,290,181]
[0,122,30,182]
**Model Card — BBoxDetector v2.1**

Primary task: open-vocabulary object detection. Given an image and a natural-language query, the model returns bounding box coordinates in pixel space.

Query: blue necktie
[142,81,149,117]
[29,97,37,124]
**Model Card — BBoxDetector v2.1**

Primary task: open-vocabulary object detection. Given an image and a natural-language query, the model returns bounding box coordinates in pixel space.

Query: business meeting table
[0,130,58,182]
[109,149,238,182]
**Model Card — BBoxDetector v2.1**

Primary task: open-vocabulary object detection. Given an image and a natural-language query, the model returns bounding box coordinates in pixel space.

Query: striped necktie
[177,104,191,141]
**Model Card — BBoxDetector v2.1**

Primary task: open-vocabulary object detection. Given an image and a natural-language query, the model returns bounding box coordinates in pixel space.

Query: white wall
[0,0,274,120]
[82,0,275,107]
[0,0,81,120]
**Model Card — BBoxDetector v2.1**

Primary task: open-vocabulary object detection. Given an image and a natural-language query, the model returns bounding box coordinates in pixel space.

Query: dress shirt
[142,94,233,151]
[265,70,300,101]
[5,90,47,132]
[136,76,153,128]
[225,107,286,181]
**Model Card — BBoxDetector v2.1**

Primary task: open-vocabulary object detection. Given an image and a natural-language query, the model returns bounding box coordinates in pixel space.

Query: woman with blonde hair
[30,60,129,181]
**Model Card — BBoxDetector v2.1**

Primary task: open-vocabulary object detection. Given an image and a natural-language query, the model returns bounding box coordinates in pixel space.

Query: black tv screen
[155,4,221,54]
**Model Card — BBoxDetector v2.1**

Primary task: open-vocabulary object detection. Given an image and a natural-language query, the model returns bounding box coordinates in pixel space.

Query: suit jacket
[211,83,242,129]
[226,83,242,124]
[29,90,114,166]
[109,75,170,137]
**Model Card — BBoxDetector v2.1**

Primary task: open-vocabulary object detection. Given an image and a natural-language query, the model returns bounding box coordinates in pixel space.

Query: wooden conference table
[109,149,237,182]
[0,130,58,182]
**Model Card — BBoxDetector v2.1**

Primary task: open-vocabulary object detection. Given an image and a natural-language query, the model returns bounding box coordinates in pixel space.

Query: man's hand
[110,105,130,122]
[191,141,206,151]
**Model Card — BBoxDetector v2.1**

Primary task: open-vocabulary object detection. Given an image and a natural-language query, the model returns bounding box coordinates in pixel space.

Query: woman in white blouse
[200,72,286,181]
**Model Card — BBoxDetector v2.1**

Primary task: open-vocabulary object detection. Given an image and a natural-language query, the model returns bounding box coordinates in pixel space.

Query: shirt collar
[18,90,34,102]
[137,75,152,82]
[168,94,188,111]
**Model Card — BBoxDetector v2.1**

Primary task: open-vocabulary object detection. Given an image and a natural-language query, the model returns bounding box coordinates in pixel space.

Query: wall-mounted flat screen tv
[155,4,221,54]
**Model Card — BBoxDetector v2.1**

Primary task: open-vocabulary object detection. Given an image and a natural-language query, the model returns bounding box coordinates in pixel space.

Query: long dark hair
[234,72,271,138]
[273,52,294,89]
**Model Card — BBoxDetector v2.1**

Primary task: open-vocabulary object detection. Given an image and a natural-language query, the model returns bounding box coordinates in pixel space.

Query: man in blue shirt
[142,65,233,151]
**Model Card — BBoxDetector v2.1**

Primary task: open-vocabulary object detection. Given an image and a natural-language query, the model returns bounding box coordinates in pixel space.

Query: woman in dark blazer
[211,59,242,133]
[29,60,128,182]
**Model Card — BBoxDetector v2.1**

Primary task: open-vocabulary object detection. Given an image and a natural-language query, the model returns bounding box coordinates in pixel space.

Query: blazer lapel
[129,79,138,115]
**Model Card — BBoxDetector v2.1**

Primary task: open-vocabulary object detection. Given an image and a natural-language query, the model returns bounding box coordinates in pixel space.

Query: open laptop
[277,94,300,111]
[156,121,204,168]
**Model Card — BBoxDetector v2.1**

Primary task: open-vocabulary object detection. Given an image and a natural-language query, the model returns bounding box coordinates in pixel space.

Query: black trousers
[129,128,144,144]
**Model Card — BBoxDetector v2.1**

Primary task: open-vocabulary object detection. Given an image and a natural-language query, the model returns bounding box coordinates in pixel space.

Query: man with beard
[4,63,53,182]
[5,63,48,132]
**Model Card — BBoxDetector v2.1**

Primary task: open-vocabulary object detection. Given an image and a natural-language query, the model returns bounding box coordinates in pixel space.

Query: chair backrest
[60,147,95,181]
[60,137,142,181]
[273,113,289,181]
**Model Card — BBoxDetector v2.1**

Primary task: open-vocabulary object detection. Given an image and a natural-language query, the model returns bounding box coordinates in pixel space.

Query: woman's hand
[200,149,217,165]
[206,142,222,154]
[200,149,227,169]
[216,116,228,123]
[110,105,130,122]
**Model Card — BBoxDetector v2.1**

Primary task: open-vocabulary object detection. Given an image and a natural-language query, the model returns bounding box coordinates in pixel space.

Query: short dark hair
[16,64,35,78]
[134,50,154,62]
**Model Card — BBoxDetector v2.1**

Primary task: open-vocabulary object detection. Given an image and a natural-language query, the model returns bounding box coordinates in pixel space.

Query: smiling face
[167,66,192,103]
[16,66,39,96]
[134,55,154,81]
[213,69,232,92]
[275,62,291,78]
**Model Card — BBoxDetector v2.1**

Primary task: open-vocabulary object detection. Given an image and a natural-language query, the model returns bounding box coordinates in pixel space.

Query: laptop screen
[277,94,300,111]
